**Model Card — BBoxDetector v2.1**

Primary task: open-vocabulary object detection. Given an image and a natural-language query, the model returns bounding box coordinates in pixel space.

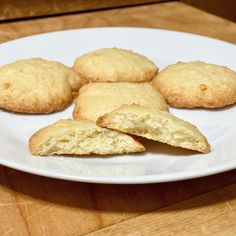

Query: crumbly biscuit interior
[33,126,142,155]
[99,110,209,153]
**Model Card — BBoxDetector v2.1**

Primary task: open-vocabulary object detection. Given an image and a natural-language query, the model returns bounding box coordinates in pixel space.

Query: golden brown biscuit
[73,48,158,83]
[73,82,168,122]
[97,104,210,153]
[29,119,145,156]
[152,61,236,108]
[0,58,82,113]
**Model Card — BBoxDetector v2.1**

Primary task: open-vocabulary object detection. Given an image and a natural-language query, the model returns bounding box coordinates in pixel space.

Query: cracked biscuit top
[152,61,236,108]
[0,58,82,113]
[73,48,158,83]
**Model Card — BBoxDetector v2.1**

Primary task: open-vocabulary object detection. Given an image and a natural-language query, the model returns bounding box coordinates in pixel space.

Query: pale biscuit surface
[73,48,158,83]
[73,82,168,122]
[0,58,82,113]
[152,61,236,108]
[97,104,210,153]
[29,119,145,156]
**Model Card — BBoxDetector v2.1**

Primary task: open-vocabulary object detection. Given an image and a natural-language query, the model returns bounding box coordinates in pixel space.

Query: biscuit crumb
[2,83,11,89]
[199,84,207,91]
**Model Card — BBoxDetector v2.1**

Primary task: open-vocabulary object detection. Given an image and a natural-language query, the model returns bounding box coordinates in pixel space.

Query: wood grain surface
[0,1,236,44]
[0,2,236,235]
[0,0,165,21]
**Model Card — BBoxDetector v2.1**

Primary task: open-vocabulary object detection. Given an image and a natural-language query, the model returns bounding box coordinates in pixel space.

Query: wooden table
[0,2,236,235]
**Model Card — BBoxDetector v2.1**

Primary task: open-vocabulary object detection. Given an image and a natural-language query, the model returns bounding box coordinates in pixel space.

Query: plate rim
[1,157,236,184]
[1,26,235,47]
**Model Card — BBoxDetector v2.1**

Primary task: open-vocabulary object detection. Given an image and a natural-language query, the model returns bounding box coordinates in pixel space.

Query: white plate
[0,27,236,184]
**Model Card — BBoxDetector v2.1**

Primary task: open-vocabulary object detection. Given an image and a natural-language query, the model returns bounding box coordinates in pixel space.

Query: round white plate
[0,27,236,184]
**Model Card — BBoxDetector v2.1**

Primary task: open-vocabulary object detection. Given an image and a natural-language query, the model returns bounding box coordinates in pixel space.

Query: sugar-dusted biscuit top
[72,48,158,83]
[73,82,168,122]
[97,104,210,153]
[0,58,82,113]
[152,61,236,108]
[29,119,145,156]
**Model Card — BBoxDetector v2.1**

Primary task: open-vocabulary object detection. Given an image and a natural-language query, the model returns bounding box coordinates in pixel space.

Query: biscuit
[73,82,168,122]
[72,48,158,83]
[29,119,145,156]
[152,61,236,108]
[0,58,82,113]
[97,104,210,153]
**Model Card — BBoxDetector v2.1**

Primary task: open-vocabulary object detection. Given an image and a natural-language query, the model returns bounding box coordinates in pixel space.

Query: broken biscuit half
[97,104,210,153]
[29,119,145,156]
